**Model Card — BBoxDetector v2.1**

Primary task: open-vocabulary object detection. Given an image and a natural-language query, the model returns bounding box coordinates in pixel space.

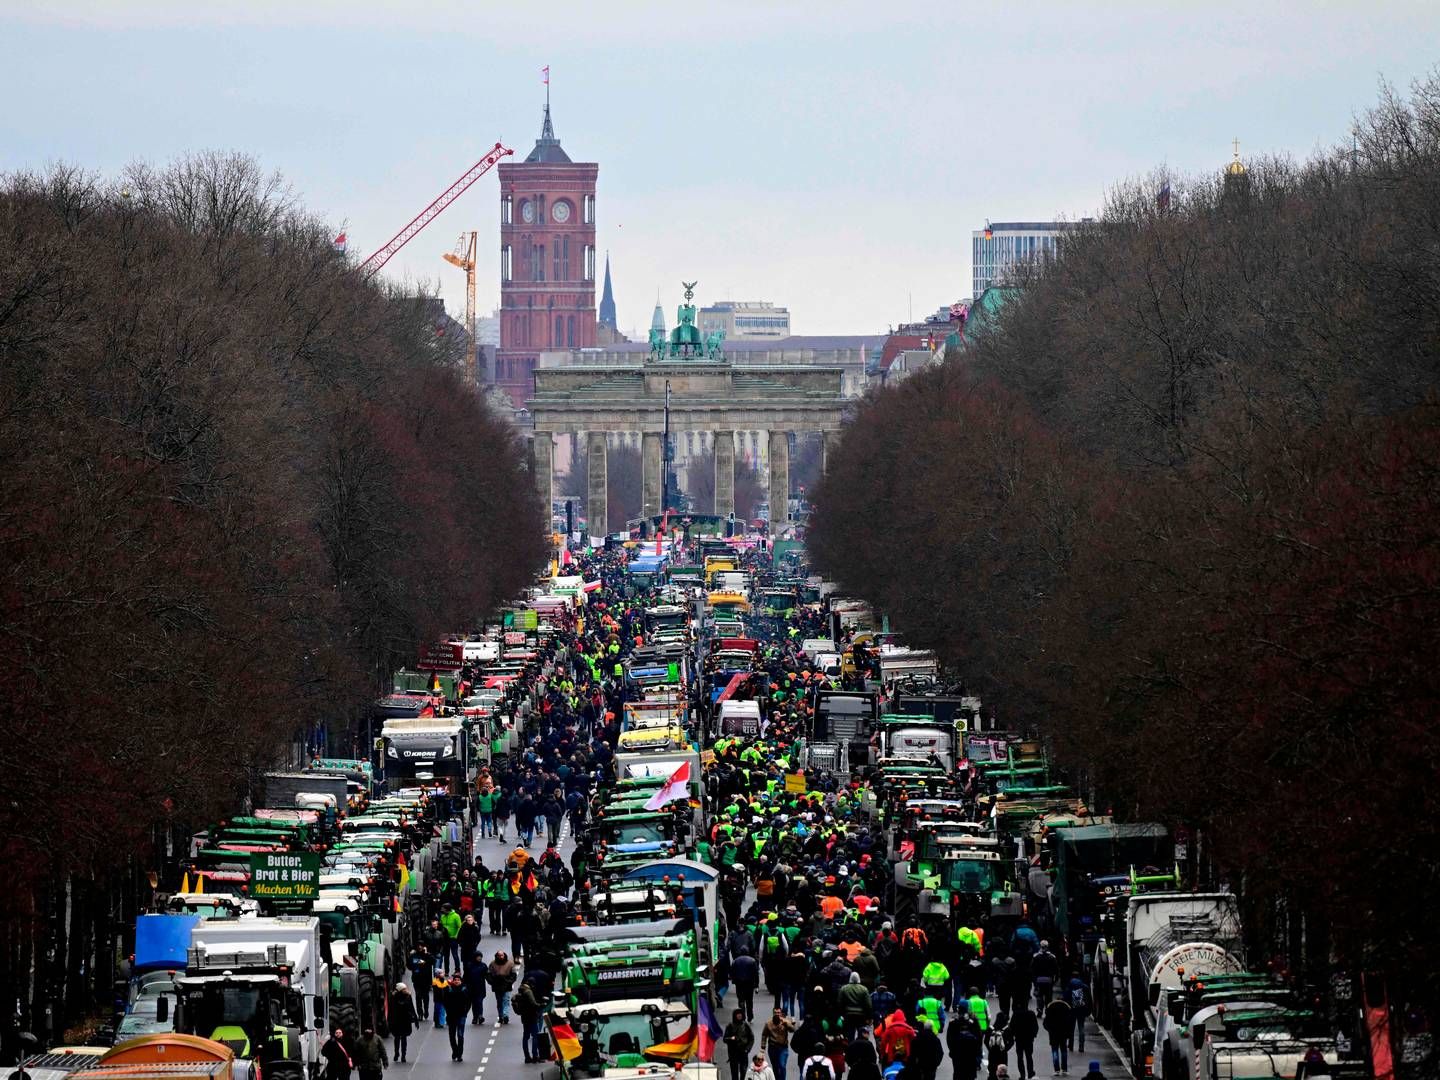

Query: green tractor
[312,893,395,1037]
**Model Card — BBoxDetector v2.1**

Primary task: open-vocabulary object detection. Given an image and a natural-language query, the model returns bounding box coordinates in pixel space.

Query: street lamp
[661,379,671,518]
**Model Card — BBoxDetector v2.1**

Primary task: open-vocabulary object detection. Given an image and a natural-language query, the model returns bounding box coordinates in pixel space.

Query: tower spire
[599,252,617,330]
[525,70,570,163]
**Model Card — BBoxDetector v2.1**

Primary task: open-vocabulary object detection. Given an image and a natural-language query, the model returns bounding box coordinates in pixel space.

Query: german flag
[643,1023,697,1062]
[550,1023,582,1061]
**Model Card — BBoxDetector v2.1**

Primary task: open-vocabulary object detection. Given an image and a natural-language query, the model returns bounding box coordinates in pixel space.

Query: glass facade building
[971,222,1078,298]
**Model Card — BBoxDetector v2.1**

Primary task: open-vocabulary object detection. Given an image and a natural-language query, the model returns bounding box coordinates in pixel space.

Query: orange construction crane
[443,231,479,385]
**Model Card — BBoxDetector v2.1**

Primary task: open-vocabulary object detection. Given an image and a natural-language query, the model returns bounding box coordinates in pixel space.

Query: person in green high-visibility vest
[965,987,990,1032]
[916,990,946,1034]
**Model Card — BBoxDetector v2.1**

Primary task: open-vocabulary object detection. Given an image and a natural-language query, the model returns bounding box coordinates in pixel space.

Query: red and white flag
[542,65,550,85]
[644,760,691,811]
[582,579,602,593]
[332,232,347,252]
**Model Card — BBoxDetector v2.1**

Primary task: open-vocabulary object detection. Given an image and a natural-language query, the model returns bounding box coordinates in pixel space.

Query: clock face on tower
[520,199,535,224]
[552,201,571,224]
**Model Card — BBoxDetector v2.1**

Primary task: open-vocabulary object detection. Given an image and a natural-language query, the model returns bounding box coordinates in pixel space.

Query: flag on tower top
[542,65,550,85]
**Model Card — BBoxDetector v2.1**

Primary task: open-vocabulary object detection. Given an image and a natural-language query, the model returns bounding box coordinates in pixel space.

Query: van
[718,700,762,737]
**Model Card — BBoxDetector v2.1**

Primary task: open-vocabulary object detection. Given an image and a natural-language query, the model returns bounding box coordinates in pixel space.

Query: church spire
[599,252,617,330]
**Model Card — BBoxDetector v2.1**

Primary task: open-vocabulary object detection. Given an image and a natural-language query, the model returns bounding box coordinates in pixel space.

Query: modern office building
[971,221,1081,298]
[698,300,791,342]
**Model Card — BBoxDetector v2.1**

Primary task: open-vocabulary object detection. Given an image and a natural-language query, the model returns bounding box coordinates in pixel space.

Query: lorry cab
[543,998,697,1080]
[616,725,688,753]
[592,811,679,846]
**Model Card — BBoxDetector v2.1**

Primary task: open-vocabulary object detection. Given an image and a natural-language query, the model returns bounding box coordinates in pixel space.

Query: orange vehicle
[91,1035,234,1080]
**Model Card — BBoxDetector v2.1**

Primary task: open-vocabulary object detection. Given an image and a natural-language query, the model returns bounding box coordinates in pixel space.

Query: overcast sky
[2,1,1436,336]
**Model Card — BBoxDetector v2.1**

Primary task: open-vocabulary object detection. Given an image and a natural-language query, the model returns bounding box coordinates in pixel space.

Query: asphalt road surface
[398,820,576,1078]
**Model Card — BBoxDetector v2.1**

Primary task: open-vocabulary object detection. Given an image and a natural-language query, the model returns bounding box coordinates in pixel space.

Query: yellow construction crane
[443,230,478,384]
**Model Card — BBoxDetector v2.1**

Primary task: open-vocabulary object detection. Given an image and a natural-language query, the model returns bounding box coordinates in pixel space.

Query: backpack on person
[805,1058,832,1080]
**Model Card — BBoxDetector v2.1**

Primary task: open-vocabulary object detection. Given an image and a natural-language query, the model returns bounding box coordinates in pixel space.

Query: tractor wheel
[265,1062,304,1080]
[360,969,390,1038]
[330,1002,359,1041]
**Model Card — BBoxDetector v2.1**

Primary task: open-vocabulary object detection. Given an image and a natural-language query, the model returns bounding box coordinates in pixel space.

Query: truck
[171,917,328,1080]
[380,716,472,789]
[809,688,879,769]
[1047,824,1172,949]
[261,773,349,815]
[876,646,939,685]
[827,599,874,641]
[892,687,983,731]
[1093,891,1246,1078]
[872,716,966,770]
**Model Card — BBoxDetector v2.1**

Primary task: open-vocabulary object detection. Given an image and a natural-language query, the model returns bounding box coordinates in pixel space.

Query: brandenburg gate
[527,283,845,535]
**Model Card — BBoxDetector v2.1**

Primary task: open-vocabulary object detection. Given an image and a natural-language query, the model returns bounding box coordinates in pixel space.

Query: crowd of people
[323,538,1107,1080]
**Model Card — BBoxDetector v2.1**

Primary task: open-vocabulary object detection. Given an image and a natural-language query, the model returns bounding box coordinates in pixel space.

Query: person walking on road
[724,1008,756,1080]
[839,973,872,1039]
[762,1008,798,1080]
[494,789,514,843]
[541,793,565,846]
[1008,1003,1039,1080]
[322,1028,354,1080]
[444,973,471,1061]
[439,905,462,973]
[1043,997,1073,1075]
[846,1033,881,1080]
[515,794,537,847]
[487,951,517,1025]
[388,985,417,1063]
[476,786,497,838]
[947,1011,983,1080]
[985,1014,1011,1080]
[912,1022,944,1080]
[748,1054,777,1080]
[1065,980,1090,1052]
[516,978,545,1063]
[464,949,488,1025]
[430,968,448,1028]
[1031,944,1059,1007]
[353,1025,388,1080]
[733,951,760,1022]
[408,946,432,1022]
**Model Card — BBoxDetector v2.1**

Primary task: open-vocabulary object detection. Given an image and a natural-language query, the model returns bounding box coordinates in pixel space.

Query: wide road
[400,812,1133,1080]
[400,819,578,1079]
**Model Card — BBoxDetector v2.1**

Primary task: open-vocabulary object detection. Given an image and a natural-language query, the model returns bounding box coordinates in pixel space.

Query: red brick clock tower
[495,100,599,410]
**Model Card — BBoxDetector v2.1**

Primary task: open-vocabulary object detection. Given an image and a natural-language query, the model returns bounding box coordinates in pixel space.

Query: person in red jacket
[876,1011,917,1064]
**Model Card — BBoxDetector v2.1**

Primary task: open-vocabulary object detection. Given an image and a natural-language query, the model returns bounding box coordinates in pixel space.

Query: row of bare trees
[809,73,1440,1018]
[0,154,546,1048]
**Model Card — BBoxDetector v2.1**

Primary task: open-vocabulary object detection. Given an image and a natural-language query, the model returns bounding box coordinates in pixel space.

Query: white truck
[874,717,964,770]
[877,645,939,685]
[171,915,328,1080]
[1113,892,1246,1078]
